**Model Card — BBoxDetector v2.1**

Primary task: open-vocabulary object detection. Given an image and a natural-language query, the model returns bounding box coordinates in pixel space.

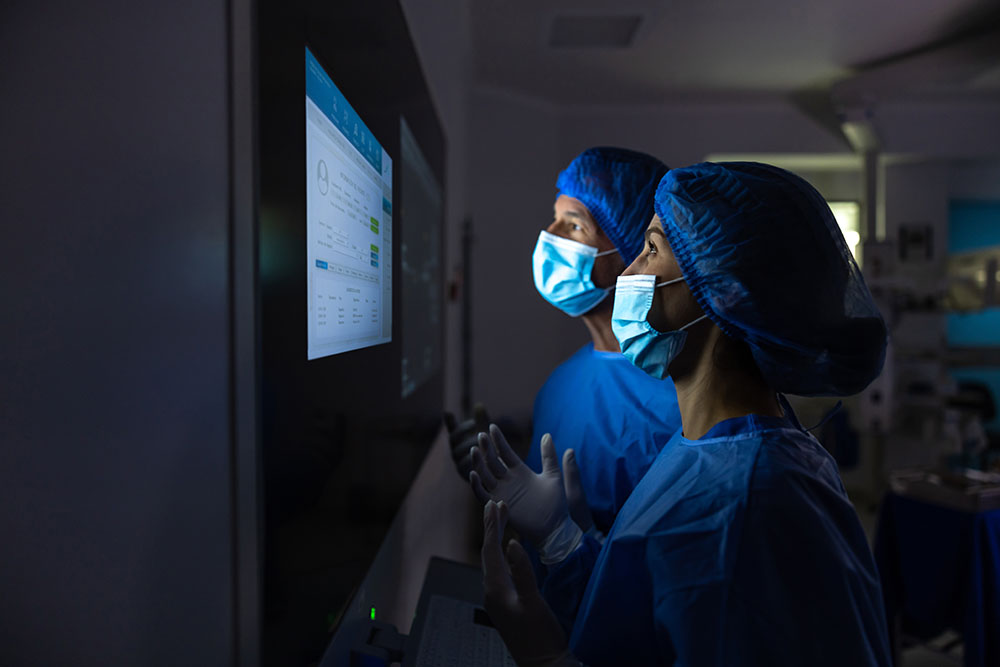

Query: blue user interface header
[306,46,383,173]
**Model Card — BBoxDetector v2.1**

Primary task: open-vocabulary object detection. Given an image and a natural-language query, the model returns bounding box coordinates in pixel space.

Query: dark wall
[257,1,445,664]
[0,2,236,664]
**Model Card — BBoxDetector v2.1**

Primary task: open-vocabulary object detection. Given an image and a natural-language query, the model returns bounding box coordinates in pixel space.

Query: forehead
[554,194,591,217]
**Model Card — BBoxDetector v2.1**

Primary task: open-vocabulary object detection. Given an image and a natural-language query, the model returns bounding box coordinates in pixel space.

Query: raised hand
[481,500,580,667]
[469,426,582,563]
[443,403,490,480]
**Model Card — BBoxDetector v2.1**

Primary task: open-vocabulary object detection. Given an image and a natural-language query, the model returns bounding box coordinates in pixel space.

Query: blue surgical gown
[545,410,892,666]
[525,343,682,532]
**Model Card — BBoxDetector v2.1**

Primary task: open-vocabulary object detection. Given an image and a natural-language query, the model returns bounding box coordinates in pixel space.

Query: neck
[580,302,620,353]
[671,326,782,440]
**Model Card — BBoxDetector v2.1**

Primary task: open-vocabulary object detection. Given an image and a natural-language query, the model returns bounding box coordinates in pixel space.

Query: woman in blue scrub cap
[470,162,891,666]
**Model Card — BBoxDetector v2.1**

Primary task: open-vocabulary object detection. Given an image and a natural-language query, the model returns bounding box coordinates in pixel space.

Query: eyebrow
[557,209,595,230]
[644,227,667,242]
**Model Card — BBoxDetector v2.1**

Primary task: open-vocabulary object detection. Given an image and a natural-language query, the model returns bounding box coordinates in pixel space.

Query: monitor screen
[400,117,443,398]
[305,47,393,360]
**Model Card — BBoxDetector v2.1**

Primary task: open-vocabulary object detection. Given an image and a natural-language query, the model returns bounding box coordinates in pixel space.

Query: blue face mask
[533,230,619,316]
[612,273,709,379]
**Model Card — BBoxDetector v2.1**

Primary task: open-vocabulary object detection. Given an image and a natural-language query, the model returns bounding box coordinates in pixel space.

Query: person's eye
[572,223,582,232]
[647,239,657,255]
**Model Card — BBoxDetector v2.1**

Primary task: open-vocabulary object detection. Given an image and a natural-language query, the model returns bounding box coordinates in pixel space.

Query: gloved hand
[470,425,582,564]
[481,500,581,667]
[443,403,490,481]
[561,448,594,535]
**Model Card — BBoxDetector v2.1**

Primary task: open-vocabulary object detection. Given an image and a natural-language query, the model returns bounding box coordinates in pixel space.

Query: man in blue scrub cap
[524,147,682,535]
[449,147,680,536]
[469,162,891,666]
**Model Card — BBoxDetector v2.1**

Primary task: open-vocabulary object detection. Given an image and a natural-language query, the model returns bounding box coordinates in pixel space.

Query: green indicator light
[370,606,376,621]
[370,216,379,226]
[370,244,378,252]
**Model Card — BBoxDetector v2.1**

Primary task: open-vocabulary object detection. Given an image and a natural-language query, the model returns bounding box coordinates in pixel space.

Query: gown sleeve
[539,533,603,634]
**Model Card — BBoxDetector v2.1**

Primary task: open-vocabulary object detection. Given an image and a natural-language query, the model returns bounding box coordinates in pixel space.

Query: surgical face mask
[611,273,708,379]
[532,230,618,317]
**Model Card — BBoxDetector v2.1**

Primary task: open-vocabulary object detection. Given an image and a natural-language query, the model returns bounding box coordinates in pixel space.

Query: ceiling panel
[471,0,1000,104]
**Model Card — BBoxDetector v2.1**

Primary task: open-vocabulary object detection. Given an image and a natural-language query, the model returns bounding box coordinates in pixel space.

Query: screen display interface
[306,46,393,360]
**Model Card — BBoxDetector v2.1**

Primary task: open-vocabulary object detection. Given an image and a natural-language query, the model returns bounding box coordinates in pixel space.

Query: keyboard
[413,595,517,667]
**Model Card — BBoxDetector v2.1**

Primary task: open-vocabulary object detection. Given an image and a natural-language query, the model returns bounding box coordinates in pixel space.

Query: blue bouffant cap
[654,162,887,397]
[556,147,669,264]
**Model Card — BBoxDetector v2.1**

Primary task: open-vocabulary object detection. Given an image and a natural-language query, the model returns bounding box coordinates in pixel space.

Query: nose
[621,254,641,277]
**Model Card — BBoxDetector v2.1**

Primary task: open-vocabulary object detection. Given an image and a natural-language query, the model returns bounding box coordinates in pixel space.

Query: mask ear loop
[654,276,686,288]
[678,313,710,331]
[595,248,620,293]
[805,401,844,432]
[652,275,708,331]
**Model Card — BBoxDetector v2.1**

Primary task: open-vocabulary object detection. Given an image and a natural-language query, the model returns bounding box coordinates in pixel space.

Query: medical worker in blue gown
[469,162,892,666]
[450,147,682,535]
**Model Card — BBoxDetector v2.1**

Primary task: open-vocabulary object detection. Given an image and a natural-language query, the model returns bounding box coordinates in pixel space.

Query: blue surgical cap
[556,147,669,264]
[654,162,887,397]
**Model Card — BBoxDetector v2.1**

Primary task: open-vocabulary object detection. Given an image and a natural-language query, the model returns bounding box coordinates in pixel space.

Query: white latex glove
[470,426,582,564]
[443,403,491,481]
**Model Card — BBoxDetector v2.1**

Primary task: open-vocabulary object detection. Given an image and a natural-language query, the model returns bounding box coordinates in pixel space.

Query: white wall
[949,158,1000,199]
[467,88,571,422]
[878,100,1000,159]
[796,169,864,202]
[558,98,850,168]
